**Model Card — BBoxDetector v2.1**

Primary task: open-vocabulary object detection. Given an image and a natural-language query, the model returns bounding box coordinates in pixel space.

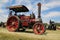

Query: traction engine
[6,3,46,34]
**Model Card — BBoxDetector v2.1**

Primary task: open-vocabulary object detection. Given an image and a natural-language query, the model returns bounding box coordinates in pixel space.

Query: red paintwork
[33,23,45,34]
[6,15,45,35]
[19,15,35,26]
[20,16,30,26]
[7,16,19,32]
[6,3,45,35]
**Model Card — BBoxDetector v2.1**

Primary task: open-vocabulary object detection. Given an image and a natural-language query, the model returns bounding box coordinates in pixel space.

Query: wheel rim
[33,23,45,34]
[6,16,19,32]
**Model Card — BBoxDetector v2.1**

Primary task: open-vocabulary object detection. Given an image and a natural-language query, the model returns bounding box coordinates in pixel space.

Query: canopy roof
[7,5,29,12]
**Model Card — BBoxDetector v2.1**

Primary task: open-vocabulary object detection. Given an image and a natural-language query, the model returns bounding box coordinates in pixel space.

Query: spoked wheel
[33,23,45,35]
[6,16,19,32]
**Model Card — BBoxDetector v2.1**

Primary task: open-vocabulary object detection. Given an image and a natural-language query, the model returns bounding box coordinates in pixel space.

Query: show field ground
[0,27,60,40]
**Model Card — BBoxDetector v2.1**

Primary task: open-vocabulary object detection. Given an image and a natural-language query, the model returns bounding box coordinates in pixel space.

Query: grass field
[0,27,60,40]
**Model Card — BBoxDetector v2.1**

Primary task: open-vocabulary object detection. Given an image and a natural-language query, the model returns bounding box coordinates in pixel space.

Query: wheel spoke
[33,23,45,34]
[7,16,19,32]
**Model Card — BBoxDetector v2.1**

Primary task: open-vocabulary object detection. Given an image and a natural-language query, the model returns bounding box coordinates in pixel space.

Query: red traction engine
[6,3,46,34]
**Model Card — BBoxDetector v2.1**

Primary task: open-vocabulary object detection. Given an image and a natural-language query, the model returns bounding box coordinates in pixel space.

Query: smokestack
[37,3,41,18]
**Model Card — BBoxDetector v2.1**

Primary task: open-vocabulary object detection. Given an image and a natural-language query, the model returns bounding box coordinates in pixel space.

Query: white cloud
[41,0,60,23]
[0,0,9,3]
[45,1,60,8]
[0,0,12,8]
[0,0,60,23]
[12,0,33,11]
[41,0,60,11]
[42,11,60,23]
[44,12,60,18]
[0,9,3,13]
[0,0,13,22]
[41,4,49,11]
[0,9,8,22]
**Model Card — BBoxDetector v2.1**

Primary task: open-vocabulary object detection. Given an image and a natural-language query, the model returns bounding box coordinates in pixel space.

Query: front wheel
[33,22,46,35]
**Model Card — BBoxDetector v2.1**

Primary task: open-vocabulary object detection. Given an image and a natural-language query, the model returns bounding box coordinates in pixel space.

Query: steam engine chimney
[37,3,41,18]
[37,3,42,23]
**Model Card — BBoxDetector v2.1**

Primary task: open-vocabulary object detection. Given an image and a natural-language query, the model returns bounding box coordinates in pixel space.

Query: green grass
[0,27,60,40]
[0,32,45,40]
[0,27,46,40]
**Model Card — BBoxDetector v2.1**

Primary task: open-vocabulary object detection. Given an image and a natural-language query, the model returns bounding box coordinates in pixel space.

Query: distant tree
[43,23,48,26]
[55,23,60,26]
[0,22,6,27]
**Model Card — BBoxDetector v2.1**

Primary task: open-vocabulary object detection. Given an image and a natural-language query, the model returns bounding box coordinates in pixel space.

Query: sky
[0,0,60,23]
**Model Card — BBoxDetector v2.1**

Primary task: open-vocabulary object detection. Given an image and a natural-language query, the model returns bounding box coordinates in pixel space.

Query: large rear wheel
[6,16,20,32]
